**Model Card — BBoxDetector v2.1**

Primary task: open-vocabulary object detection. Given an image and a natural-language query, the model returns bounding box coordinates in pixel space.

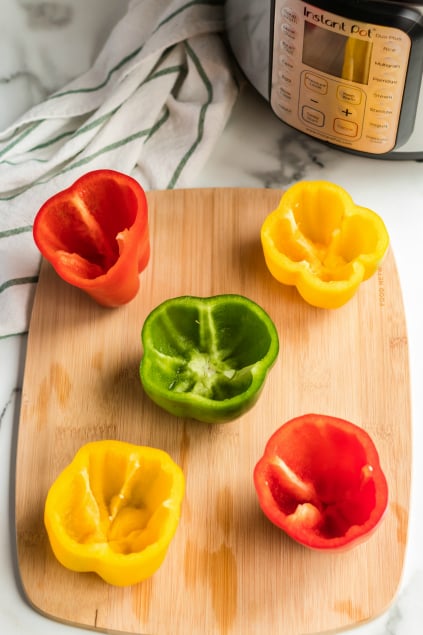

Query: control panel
[271,0,412,153]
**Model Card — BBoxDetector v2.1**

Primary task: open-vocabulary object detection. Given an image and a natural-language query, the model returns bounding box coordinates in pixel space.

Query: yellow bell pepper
[44,440,185,586]
[260,181,389,309]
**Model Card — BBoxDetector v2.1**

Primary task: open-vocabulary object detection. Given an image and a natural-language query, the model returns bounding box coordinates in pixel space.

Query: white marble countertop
[0,2,422,634]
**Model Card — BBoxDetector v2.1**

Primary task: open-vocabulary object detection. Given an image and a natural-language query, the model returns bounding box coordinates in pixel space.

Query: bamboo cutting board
[16,188,411,635]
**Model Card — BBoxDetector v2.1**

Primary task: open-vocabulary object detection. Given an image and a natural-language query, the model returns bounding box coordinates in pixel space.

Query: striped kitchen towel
[0,0,238,339]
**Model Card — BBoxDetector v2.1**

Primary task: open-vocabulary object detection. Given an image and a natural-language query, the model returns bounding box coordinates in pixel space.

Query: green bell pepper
[139,294,279,424]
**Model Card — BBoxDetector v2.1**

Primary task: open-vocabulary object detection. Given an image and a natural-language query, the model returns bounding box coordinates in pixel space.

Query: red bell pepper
[33,169,150,307]
[254,414,388,550]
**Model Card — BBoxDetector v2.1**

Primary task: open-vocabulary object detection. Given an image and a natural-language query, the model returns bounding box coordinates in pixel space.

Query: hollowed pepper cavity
[139,294,279,424]
[33,169,150,307]
[44,440,185,586]
[254,414,389,551]
[260,180,389,309]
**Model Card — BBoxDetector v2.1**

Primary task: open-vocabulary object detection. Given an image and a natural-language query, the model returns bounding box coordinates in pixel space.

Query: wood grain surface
[15,188,411,635]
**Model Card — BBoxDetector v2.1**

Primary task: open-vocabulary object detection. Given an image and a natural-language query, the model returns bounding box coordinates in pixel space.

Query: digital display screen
[302,21,373,85]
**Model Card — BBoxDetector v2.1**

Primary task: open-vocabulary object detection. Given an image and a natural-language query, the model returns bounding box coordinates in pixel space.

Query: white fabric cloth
[0,0,238,338]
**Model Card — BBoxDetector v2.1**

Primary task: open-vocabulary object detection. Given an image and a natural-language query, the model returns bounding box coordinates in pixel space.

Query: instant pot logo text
[304,7,373,38]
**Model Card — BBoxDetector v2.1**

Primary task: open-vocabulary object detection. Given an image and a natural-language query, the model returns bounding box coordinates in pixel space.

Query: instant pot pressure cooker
[225,0,423,159]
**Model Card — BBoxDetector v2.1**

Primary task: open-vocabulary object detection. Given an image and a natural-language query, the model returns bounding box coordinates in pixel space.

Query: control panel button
[377,57,401,70]
[367,119,390,132]
[369,104,394,118]
[278,57,295,73]
[372,88,395,104]
[337,86,363,105]
[333,119,358,137]
[280,71,294,86]
[365,133,390,147]
[278,85,293,100]
[277,101,294,117]
[281,7,299,24]
[304,73,328,95]
[337,105,358,119]
[381,42,403,55]
[301,106,325,127]
[280,40,296,56]
[281,23,297,39]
